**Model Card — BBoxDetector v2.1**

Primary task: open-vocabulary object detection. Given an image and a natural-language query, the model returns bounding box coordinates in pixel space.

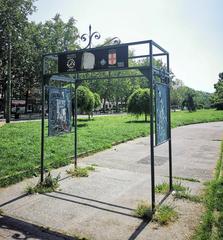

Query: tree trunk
[25,89,29,114]
[103,98,106,113]
[6,33,11,123]
[145,113,147,122]
[115,97,119,113]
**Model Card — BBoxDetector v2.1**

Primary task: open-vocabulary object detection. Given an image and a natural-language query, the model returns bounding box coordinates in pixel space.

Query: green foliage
[193,141,223,239]
[0,4,79,116]
[77,86,95,119]
[172,176,200,183]
[127,88,150,121]
[153,205,178,225]
[155,181,201,203]
[155,181,187,193]
[182,91,197,112]
[174,191,202,203]
[0,0,36,114]
[93,92,101,109]
[212,73,223,110]
[26,172,60,194]
[171,79,211,110]
[134,201,153,220]
[66,166,95,177]
[134,202,178,225]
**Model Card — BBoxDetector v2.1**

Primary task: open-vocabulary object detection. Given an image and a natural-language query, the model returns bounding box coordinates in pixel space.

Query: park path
[0,122,223,240]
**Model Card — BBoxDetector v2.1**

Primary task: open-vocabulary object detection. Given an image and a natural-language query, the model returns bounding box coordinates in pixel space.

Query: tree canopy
[0,2,79,116]
[77,86,95,119]
[212,73,223,110]
[127,88,150,122]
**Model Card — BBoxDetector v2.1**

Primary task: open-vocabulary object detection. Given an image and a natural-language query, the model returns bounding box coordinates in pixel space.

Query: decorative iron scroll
[80,25,101,49]
[48,87,71,136]
[80,25,121,49]
[155,83,169,145]
[101,37,121,46]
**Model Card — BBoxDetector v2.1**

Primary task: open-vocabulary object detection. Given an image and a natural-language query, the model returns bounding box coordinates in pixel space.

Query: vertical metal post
[149,41,155,211]
[40,57,45,183]
[167,53,173,191]
[74,80,78,168]
[6,33,11,123]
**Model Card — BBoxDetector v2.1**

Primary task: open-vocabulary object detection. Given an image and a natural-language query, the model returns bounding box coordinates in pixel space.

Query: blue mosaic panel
[155,83,169,145]
[48,87,71,136]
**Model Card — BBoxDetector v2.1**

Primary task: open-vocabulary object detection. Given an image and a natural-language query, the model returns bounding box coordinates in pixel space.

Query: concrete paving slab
[0,122,223,240]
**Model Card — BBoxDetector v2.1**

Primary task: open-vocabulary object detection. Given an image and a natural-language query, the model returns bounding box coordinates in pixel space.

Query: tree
[212,72,223,110]
[127,88,150,122]
[77,86,95,119]
[0,0,36,122]
[93,92,101,110]
[0,11,80,121]
[182,92,196,112]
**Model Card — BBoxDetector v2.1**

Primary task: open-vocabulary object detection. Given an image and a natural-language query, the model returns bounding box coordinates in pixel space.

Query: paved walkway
[0,122,223,240]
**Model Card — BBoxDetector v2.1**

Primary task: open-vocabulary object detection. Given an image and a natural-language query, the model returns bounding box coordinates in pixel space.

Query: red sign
[108,50,117,65]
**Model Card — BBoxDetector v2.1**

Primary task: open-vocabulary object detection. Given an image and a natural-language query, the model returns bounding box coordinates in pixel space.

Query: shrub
[127,88,150,122]
[77,86,95,119]
[94,92,101,109]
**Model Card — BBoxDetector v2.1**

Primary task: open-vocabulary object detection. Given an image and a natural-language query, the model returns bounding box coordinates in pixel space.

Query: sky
[29,0,223,93]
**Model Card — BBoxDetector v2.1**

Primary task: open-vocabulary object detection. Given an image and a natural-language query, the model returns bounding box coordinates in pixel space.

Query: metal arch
[40,36,172,214]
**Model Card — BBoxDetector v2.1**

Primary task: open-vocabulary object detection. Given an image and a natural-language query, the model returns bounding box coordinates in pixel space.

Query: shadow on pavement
[0,215,76,240]
[0,194,28,208]
[158,190,172,206]
[128,219,151,240]
[44,191,138,219]
[54,191,134,211]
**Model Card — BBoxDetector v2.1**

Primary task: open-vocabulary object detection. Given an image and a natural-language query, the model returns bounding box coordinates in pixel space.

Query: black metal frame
[41,39,172,212]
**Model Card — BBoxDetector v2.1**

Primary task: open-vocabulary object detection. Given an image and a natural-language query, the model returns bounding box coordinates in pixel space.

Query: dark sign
[48,87,71,136]
[155,83,169,145]
[58,45,128,73]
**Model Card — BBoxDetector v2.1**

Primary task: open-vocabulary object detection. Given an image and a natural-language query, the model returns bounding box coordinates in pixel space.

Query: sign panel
[58,45,128,73]
[48,87,71,136]
[155,83,169,145]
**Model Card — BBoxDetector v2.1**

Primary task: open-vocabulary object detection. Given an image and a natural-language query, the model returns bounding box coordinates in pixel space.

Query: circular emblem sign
[67,58,75,69]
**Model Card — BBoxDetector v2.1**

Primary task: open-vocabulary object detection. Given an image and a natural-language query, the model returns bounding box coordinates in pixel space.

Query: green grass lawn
[193,141,223,240]
[0,109,223,187]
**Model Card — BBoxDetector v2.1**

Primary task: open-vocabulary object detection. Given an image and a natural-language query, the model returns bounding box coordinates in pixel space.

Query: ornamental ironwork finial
[80,25,121,49]
[80,25,101,49]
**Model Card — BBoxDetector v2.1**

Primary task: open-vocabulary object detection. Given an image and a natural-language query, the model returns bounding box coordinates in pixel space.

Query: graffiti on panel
[48,87,71,136]
[155,83,169,145]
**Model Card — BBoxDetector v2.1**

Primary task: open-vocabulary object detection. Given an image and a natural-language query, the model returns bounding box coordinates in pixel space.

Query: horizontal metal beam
[50,75,76,83]
[153,53,168,57]
[78,74,146,81]
[128,54,150,59]
[43,40,153,57]
[151,40,169,54]
[128,53,168,59]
